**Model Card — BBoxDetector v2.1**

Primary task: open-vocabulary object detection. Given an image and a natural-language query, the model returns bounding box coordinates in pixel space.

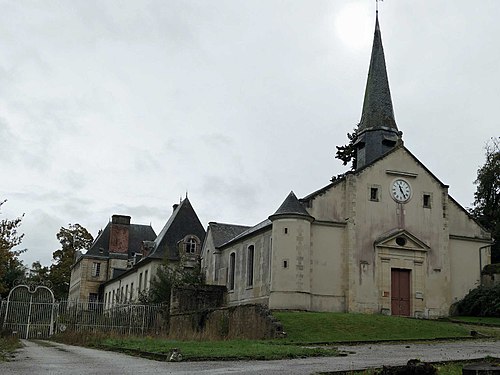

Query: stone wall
[170,285,226,314]
[169,304,285,340]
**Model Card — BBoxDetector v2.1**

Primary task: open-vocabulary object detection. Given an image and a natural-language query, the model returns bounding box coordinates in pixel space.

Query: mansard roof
[358,12,398,135]
[208,222,251,249]
[148,197,206,260]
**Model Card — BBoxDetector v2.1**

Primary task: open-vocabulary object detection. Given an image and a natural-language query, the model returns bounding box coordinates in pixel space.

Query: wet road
[1,339,499,374]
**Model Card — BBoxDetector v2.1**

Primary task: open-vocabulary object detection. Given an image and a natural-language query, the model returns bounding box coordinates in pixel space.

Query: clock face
[391,179,412,203]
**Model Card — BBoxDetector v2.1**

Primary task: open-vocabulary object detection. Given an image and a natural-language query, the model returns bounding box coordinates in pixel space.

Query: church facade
[200,14,492,318]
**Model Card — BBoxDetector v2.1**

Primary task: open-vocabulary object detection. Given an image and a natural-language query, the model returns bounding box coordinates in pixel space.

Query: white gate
[1,281,56,339]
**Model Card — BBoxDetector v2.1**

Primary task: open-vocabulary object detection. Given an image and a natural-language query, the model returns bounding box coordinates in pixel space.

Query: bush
[456,284,500,317]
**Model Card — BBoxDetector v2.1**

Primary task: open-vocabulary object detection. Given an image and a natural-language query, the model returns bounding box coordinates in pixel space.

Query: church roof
[208,222,251,248]
[219,219,272,249]
[358,12,398,135]
[269,191,313,221]
[148,197,206,260]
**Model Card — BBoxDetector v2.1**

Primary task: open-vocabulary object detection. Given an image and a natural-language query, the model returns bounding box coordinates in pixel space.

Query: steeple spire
[354,12,401,169]
[358,12,397,134]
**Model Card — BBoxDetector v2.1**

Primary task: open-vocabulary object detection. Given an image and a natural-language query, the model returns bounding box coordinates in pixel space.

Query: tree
[471,137,500,263]
[0,200,26,297]
[335,127,358,171]
[27,261,50,284]
[139,260,204,305]
[49,224,93,300]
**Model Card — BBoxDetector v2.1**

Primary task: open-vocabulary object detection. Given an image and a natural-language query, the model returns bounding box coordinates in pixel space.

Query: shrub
[456,284,500,317]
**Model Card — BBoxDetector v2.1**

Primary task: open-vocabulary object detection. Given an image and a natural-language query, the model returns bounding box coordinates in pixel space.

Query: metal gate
[0,281,56,339]
[1,283,167,338]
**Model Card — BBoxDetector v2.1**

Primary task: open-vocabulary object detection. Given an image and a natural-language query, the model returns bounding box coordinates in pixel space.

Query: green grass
[53,312,485,361]
[99,337,337,360]
[0,336,22,362]
[274,311,471,343]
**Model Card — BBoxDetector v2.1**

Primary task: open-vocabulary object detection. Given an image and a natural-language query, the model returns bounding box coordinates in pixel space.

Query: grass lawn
[98,337,337,360]
[0,336,22,362]
[274,311,472,343]
[54,312,482,361]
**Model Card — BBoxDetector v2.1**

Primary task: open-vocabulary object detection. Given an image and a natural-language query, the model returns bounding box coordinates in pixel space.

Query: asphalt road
[1,339,499,374]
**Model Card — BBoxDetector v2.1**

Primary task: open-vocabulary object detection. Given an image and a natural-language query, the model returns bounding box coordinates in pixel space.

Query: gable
[375,229,430,252]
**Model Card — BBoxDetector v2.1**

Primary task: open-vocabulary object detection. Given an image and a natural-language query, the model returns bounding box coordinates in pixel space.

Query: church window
[91,262,101,277]
[423,194,432,208]
[284,228,288,234]
[396,237,407,247]
[229,252,236,291]
[247,245,254,287]
[283,259,289,269]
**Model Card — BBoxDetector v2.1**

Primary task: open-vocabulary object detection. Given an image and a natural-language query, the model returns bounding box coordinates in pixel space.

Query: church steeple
[354,12,401,169]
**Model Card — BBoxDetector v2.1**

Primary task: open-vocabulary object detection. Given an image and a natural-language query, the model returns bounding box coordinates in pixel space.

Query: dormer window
[186,238,196,253]
[184,236,199,254]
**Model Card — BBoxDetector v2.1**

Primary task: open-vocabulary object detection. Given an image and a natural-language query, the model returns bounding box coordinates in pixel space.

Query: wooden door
[391,269,411,316]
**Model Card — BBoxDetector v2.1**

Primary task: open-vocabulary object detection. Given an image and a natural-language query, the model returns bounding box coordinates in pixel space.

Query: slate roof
[208,222,251,249]
[270,191,313,220]
[147,197,206,260]
[358,13,398,135]
[85,222,156,258]
[219,219,272,249]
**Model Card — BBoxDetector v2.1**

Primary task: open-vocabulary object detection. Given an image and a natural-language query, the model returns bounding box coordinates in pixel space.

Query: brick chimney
[109,215,131,253]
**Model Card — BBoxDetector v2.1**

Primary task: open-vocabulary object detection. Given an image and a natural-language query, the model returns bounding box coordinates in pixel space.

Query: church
[200,13,492,318]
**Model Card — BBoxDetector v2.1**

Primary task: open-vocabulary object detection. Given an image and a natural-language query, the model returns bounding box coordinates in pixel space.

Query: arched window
[229,252,236,291]
[247,245,254,287]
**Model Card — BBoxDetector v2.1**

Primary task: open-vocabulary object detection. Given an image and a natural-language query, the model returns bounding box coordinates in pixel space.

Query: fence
[1,300,168,339]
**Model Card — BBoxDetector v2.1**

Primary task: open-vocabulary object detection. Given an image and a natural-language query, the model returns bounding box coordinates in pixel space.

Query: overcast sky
[1,0,499,268]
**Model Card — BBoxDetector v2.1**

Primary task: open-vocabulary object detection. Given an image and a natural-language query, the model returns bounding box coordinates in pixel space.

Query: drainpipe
[479,242,494,275]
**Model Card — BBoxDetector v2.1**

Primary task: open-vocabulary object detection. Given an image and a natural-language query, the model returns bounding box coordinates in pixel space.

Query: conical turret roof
[358,13,398,134]
[269,191,313,221]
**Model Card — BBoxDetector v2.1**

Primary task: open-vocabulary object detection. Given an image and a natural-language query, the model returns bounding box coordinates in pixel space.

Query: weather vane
[376,0,383,13]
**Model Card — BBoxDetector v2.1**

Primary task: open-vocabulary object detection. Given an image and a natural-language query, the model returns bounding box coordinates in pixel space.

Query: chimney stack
[109,215,131,253]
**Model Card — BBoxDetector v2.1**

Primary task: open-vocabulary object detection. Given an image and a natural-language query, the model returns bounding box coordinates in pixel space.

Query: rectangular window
[284,228,288,234]
[247,245,254,287]
[112,290,115,305]
[130,282,134,300]
[144,270,149,290]
[125,285,129,302]
[283,260,288,269]
[370,187,379,201]
[423,194,431,208]
[91,262,101,277]
[139,273,143,292]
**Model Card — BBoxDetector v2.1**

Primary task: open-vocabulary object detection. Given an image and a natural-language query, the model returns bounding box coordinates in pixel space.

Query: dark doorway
[391,268,411,316]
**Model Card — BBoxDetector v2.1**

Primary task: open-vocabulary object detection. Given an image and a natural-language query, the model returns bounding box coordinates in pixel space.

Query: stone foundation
[169,304,285,340]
